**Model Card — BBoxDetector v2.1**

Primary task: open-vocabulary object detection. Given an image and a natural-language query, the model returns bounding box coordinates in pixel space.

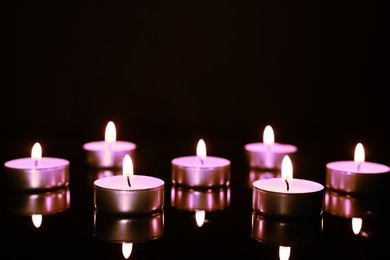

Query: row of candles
[3,121,389,259]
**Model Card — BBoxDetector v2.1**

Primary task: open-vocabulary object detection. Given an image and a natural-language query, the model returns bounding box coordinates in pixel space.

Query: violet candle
[94,154,164,215]
[252,155,324,218]
[171,139,231,188]
[326,143,390,194]
[245,125,298,170]
[83,121,137,168]
[3,142,70,191]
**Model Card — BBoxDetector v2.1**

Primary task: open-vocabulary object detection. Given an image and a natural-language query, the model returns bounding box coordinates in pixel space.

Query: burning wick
[285,179,290,191]
[354,143,365,172]
[105,121,116,150]
[281,155,292,192]
[123,154,133,188]
[31,142,42,168]
[196,139,206,166]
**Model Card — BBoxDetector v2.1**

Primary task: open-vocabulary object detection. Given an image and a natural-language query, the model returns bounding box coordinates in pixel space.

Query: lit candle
[94,154,164,215]
[5,187,70,228]
[326,143,390,194]
[83,121,137,168]
[252,155,324,218]
[244,125,298,170]
[171,139,231,188]
[94,209,164,259]
[3,142,70,191]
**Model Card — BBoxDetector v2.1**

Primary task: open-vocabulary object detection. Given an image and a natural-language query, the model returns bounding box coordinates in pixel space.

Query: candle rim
[4,157,70,169]
[245,142,297,153]
[171,155,230,168]
[326,160,390,174]
[94,175,164,191]
[83,140,137,151]
[252,178,324,194]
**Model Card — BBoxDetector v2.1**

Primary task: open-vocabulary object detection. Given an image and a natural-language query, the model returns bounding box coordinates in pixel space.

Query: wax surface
[4,157,69,169]
[172,156,230,168]
[83,141,136,152]
[245,143,297,153]
[253,178,324,193]
[94,175,164,190]
[326,161,390,174]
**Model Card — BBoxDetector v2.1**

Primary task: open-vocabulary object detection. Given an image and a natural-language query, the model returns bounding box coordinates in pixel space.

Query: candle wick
[34,159,38,168]
[357,162,362,172]
[199,158,204,166]
[285,179,289,191]
[127,176,131,187]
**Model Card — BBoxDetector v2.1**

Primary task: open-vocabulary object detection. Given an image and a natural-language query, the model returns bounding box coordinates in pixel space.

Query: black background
[1,1,389,259]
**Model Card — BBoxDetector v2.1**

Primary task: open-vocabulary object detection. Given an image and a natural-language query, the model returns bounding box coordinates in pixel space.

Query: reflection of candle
[94,209,164,259]
[252,155,324,218]
[251,211,323,246]
[326,143,390,194]
[83,121,137,168]
[171,139,230,188]
[244,125,298,170]
[170,185,230,212]
[324,190,383,218]
[5,187,70,228]
[3,142,70,191]
[94,154,164,215]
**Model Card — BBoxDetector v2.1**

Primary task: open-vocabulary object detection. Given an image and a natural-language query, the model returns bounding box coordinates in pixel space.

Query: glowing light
[279,246,291,260]
[123,154,134,180]
[32,214,42,228]
[196,139,207,161]
[195,210,205,227]
[352,217,363,235]
[281,155,293,183]
[122,242,133,259]
[31,142,42,160]
[354,143,365,164]
[263,125,275,145]
[105,121,117,144]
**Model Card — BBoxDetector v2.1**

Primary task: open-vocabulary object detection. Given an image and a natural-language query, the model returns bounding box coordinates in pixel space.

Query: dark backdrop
[1,0,388,169]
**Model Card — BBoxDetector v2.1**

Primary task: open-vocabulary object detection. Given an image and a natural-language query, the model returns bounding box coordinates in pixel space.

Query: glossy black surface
[1,136,389,259]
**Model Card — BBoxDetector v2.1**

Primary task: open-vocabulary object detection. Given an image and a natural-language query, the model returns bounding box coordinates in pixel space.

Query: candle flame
[279,246,291,260]
[31,142,42,160]
[281,155,293,182]
[105,121,117,144]
[123,154,134,178]
[122,242,133,259]
[354,143,365,164]
[263,125,275,145]
[32,214,42,228]
[352,217,363,235]
[195,210,206,227]
[196,139,207,161]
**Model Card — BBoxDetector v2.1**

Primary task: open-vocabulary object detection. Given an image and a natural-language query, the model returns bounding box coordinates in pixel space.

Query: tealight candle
[83,121,137,168]
[244,125,298,170]
[3,142,70,191]
[326,143,390,194]
[171,139,231,188]
[252,155,324,218]
[94,154,164,215]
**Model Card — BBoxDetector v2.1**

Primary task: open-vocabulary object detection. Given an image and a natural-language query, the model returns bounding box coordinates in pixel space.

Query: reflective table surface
[1,136,389,260]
